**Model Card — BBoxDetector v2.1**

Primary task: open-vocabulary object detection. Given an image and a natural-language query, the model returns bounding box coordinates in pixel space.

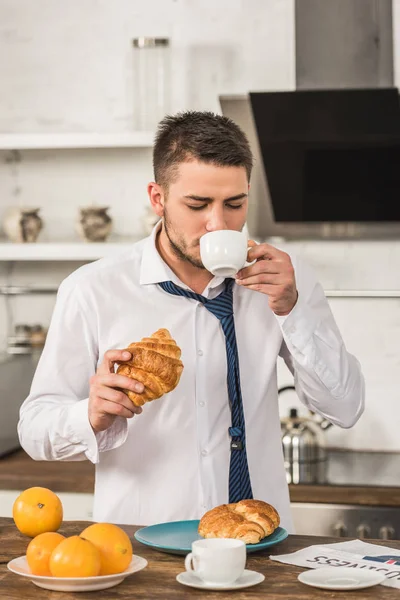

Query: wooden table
[1,517,400,599]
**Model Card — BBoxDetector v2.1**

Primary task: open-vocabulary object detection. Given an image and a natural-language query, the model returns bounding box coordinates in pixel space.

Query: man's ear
[147,182,165,218]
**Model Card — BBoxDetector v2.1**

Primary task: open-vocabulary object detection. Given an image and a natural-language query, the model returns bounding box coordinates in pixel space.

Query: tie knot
[158,280,204,303]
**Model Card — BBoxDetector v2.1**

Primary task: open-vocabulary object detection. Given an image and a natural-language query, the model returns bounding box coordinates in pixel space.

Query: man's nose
[205,207,228,232]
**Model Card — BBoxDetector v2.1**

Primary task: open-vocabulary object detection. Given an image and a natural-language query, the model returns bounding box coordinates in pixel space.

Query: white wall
[1,1,400,451]
[0,0,296,133]
[0,0,295,238]
[276,241,400,452]
[0,0,296,336]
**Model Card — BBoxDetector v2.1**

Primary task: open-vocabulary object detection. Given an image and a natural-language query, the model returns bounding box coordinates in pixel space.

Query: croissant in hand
[116,328,184,407]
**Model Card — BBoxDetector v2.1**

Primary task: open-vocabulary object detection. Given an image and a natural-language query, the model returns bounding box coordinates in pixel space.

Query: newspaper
[270,539,400,589]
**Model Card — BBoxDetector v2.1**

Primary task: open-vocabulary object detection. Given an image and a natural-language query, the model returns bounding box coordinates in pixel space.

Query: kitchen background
[0,0,400,462]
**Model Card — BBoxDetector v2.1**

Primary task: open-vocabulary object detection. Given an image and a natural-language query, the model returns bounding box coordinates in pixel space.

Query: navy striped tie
[158,279,253,503]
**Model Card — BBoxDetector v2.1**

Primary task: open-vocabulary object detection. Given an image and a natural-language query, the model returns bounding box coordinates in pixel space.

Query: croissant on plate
[116,328,184,407]
[198,499,280,544]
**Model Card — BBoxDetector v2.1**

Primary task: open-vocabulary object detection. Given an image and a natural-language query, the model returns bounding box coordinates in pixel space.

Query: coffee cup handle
[185,552,196,573]
[244,245,257,268]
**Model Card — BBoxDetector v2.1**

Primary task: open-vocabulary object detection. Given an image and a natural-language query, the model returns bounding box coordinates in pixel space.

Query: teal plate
[134,520,288,555]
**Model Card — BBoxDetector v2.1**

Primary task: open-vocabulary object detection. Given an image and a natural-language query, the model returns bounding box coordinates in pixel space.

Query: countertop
[0,449,94,493]
[1,449,400,506]
[1,517,400,599]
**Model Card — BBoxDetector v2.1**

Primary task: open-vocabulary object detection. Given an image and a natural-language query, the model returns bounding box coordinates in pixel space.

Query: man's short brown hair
[153,111,253,189]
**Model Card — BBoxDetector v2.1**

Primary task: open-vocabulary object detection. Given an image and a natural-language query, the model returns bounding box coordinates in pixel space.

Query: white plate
[7,554,148,592]
[298,566,386,590]
[176,569,265,591]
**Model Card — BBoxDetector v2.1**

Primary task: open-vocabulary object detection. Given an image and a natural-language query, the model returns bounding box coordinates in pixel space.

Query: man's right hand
[89,349,144,433]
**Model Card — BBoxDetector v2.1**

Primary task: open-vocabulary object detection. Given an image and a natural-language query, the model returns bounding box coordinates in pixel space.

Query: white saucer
[176,569,265,591]
[7,554,148,592]
[298,567,386,590]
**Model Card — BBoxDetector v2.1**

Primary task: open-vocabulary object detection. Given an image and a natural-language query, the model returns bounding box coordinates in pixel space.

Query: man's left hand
[235,242,298,316]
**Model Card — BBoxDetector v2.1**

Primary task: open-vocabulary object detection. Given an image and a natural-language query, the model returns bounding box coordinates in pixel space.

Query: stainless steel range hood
[220,0,400,240]
[220,90,400,240]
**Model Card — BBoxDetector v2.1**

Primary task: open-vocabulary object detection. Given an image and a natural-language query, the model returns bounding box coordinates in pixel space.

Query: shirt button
[201,449,208,457]
[289,325,296,333]
[197,349,203,356]
[199,401,205,407]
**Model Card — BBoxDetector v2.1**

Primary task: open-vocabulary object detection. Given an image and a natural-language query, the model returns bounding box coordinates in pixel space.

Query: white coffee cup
[199,229,255,278]
[184,538,246,585]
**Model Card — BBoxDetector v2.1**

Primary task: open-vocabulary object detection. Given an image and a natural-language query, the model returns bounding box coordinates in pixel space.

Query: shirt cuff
[66,399,129,463]
[274,292,320,353]
[95,416,128,454]
[66,398,99,463]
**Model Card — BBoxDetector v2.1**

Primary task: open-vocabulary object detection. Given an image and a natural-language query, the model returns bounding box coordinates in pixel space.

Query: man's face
[161,160,249,269]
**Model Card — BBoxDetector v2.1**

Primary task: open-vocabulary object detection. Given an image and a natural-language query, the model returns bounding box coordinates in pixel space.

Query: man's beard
[164,213,205,270]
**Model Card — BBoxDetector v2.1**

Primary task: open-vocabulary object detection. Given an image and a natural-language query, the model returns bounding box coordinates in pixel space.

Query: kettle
[279,385,332,485]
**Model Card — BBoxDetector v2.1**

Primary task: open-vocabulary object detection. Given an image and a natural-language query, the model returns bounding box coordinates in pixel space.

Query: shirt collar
[139,221,225,294]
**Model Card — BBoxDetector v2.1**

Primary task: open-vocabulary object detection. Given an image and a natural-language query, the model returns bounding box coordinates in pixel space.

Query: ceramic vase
[2,207,43,243]
[76,206,113,242]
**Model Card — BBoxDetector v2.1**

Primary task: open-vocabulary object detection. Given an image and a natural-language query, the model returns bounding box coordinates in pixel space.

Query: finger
[97,349,132,375]
[96,397,140,419]
[240,282,278,294]
[247,243,281,262]
[94,385,142,415]
[236,274,283,287]
[96,373,144,394]
[237,259,281,280]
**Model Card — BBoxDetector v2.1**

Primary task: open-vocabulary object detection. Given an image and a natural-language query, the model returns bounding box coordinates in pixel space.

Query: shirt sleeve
[276,255,365,428]
[18,276,128,464]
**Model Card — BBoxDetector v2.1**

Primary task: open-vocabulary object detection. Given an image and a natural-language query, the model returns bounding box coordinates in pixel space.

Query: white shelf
[0,132,154,150]
[0,241,138,261]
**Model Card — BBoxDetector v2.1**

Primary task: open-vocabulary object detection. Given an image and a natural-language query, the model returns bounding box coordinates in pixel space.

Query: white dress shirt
[18,224,365,531]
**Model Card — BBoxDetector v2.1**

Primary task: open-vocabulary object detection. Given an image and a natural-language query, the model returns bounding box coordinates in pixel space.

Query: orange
[49,535,101,578]
[80,522,133,575]
[26,531,65,576]
[13,487,63,537]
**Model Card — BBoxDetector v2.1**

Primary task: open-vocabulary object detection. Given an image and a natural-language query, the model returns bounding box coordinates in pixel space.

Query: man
[18,111,365,531]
